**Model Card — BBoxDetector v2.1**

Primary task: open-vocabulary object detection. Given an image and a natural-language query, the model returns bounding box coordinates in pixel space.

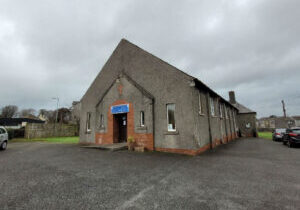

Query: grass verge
[11,136,79,144]
[258,132,272,140]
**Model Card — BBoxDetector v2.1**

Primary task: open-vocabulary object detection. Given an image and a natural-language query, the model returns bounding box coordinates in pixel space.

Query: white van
[0,126,8,150]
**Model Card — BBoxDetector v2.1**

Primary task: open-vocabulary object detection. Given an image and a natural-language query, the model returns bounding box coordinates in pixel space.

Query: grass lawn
[258,132,272,140]
[11,136,79,144]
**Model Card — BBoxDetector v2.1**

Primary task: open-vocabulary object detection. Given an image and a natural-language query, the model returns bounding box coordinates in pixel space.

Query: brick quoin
[95,99,154,151]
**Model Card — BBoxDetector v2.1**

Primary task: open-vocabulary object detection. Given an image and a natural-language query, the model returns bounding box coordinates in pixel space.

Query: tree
[38,108,72,124]
[57,108,72,124]
[38,109,56,122]
[1,105,18,118]
[19,108,36,118]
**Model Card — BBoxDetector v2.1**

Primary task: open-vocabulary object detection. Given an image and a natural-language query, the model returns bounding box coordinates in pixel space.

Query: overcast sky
[0,0,299,118]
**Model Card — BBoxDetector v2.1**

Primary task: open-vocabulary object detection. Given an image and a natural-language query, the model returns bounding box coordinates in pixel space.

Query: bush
[6,128,25,140]
[14,128,25,138]
[127,136,135,143]
[6,129,14,140]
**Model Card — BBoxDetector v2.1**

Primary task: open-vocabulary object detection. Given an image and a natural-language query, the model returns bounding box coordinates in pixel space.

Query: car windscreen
[292,129,300,134]
[276,129,286,133]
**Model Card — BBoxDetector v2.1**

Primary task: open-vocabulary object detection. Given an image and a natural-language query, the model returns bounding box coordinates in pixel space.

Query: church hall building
[79,39,248,155]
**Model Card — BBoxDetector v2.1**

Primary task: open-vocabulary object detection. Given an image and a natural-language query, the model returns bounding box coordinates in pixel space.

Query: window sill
[98,126,105,132]
[198,112,205,116]
[85,131,91,134]
[164,130,179,135]
[136,126,147,130]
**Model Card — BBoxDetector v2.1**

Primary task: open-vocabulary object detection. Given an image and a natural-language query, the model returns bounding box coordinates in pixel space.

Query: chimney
[229,91,236,104]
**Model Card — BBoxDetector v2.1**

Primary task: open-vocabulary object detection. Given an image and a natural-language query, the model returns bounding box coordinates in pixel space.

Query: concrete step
[81,143,128,151]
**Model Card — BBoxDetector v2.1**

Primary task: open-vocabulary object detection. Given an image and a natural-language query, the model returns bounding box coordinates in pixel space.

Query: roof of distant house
[0,118,45,126]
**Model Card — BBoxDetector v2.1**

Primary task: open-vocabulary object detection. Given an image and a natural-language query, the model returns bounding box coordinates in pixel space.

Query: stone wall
[25,123,78,139]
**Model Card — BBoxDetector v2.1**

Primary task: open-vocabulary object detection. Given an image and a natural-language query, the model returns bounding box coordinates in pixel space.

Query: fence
[25,123,78,139]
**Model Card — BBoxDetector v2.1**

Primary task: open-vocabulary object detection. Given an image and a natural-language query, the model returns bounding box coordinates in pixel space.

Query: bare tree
[57,108,72,124]
[38,109,56,122]
[1,105,18,118]
[20,108,36,118]
[37,108,72,123]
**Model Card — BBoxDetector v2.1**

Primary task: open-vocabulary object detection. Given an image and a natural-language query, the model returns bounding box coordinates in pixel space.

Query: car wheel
[0,141,7,150]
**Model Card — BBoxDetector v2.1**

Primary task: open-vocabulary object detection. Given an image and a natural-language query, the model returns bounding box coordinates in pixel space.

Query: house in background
[79,39,255,155]
[293,116,300,127]
[257,116,298,131]
[228,91,257,137]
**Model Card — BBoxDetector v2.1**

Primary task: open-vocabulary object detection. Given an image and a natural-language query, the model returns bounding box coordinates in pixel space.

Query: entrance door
[113,113,127,143]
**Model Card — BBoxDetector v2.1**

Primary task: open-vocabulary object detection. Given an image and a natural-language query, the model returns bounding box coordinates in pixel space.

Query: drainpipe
[152,98,155,150]
[205,93,213,149]
[224,105,228,141]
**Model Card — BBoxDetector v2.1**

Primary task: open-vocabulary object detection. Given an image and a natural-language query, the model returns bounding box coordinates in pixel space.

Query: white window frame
[198,92,203,114]
[224,105,228,119]
[233,111,237,130]
[100,114,104,128]
[167,104,176,132]
[210,97,215,116]
[86,112,91,132]
[140,111,145,127]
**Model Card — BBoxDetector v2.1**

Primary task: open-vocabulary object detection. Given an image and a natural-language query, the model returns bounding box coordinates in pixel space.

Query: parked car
[0,126,8,150]
[282,127,300,147]
[272,128,286,141]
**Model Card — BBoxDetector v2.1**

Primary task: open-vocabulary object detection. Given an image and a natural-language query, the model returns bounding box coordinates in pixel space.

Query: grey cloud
[0,0,299,117]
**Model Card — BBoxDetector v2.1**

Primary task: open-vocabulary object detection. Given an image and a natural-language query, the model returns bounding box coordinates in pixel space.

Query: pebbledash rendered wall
[189,88,238,155]
[237,113,257,137]
[94,75,154,150]
[79,39,239,155]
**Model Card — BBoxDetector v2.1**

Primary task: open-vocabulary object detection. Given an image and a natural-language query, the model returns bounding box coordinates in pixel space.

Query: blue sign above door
[111,104,129,114]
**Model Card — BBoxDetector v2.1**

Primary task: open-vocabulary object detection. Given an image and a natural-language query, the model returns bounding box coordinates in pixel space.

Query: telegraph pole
[281,100,286,118]
[52,97,59,132]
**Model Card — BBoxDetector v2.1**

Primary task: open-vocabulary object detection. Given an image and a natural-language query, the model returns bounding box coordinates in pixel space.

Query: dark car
[282,127,300,147]
[272,128,286,141]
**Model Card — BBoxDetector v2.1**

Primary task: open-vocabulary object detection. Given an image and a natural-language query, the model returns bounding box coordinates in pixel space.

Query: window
[219,103,223,118]
[198,92,203,114]
[140,111,145,127]
[210,97,215,116]
[86,112,91,132]
[233,111,237,130]
[100,114,104,127]
[224,105,228,119]
[167,104,176,131]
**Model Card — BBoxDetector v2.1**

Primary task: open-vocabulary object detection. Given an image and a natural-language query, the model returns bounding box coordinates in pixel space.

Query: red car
[282,127,300,148]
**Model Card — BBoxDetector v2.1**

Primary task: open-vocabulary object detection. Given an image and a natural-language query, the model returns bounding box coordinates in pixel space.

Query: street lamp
[52,97,59,131]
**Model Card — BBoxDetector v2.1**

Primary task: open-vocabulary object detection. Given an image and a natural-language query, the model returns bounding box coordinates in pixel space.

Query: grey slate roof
[231,102,256,114]
[82,39,238,110]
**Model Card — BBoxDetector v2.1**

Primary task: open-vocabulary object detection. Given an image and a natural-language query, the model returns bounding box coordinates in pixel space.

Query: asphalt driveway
[0,138,299,210]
